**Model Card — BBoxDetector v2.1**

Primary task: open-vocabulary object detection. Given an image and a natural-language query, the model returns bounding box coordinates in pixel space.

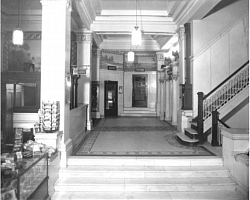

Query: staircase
[178,61,249,146]
[121,107,157,117]
[51,156,246,200]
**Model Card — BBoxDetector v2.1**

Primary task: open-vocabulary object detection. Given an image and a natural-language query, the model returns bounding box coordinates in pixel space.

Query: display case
[1,153,49,200]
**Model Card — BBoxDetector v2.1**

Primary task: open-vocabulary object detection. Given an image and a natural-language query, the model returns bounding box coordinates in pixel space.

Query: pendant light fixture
[12,0,23,45]
[128,50,135,62]
[131,0,141,46]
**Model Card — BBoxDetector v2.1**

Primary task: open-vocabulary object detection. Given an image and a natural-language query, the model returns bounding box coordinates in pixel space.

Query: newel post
[211,110,220,146]
[197,92,204,144]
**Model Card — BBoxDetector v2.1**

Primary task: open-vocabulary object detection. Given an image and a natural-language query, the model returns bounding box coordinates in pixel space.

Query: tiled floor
[74,117,222,156]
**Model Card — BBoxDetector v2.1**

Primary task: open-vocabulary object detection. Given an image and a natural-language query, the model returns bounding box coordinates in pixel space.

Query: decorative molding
[159,78,165,84]
[71,41,77,66]
[156,52,165,61]
[2,40,9,71]
[102,50,123,55]
[177,26,185,41]
[24,32,42,40]
[66,0,72,12]
[172,75,179,81]
[76,33,92,42]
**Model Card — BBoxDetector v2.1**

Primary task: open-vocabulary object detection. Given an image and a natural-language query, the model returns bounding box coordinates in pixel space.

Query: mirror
[6,83,37,110]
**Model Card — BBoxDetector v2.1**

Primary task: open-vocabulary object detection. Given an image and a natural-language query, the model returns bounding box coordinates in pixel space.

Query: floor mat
[75,130,215,156]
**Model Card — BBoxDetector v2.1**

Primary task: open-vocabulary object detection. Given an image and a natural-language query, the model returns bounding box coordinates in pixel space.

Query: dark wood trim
[197,92,204,144]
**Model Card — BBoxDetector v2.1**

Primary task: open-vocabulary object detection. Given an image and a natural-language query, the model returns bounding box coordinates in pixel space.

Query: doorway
[104,81,118,117]
[132,75,147,107]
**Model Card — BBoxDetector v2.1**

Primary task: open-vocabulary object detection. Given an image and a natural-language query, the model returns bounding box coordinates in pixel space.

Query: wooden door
[104,81,118,117]
[132,75,147,107]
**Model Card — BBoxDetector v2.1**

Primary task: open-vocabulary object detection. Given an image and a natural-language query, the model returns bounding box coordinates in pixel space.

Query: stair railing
[211,110,230,146]
[197,61,249,143]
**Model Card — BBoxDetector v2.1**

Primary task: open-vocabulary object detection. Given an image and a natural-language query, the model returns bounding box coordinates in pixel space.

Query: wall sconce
[66,73,72,87]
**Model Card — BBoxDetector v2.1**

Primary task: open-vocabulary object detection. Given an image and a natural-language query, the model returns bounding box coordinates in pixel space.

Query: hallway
[72,117,222,157]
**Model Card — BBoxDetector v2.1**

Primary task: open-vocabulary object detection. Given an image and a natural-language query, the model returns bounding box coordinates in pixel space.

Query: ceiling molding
[174,0,222,26]
[73,0,96,29]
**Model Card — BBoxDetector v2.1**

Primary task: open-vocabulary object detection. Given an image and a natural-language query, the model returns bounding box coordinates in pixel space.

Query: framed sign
[108,66,117,70]
[135,68,145,72]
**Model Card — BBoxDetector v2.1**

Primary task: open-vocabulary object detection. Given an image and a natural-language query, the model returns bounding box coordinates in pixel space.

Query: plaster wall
[224,98,249,129]
[191,0,249,115]
[192,0,249,55]
[99,69,124,117]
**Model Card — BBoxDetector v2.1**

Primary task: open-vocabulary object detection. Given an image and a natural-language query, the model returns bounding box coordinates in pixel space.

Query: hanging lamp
[128,51,135,62]
[131,0,141,46]
[12,0,23,45]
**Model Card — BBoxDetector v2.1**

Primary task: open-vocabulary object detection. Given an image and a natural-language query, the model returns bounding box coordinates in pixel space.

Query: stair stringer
[204,85,249,143]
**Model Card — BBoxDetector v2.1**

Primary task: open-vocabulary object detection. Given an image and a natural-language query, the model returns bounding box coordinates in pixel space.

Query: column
[177,26,185,84]
[75,28,93,130]
[40,0,71,167]
[159,72,165,120]
[156,52,165,116]
[171,62,179,125]
[164,72,171,121]
[91,48,101,118]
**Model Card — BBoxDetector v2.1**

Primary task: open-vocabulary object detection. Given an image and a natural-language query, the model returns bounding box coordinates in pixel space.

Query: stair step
[185,128,198,135]
[177,133,199,146]
[67,156,223,166]
[124,107,155,111]
[124,110,156,114]
[51,191,245,200]
[54,177,236,192]
[191,122,197,130]
[59,165,229,178]
[121,113,156,117]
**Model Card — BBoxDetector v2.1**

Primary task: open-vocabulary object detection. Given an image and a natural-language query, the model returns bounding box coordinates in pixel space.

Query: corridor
[72,117,222,157]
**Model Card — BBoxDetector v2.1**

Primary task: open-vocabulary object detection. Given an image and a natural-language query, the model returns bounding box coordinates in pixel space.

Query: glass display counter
[1,153,49,200]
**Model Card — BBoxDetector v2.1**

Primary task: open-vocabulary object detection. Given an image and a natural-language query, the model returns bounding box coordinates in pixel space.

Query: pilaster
[177,26,185,84]
[164,72,171,121]
[75,28,93,130]
[40,0,72,167]
[171,61,179,125]
[156,52,165,117]
[91,48,101,118]
[159,72,165,120]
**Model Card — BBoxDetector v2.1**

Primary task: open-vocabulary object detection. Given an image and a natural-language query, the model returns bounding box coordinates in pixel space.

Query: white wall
[224,98,249,129]
[191,0,249,115]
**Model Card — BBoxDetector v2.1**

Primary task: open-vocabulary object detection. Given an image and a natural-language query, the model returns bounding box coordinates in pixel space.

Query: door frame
[104,81,118,117]
[132,74,148,107]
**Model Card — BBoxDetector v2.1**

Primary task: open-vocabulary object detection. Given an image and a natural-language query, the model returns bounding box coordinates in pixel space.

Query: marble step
[123,110,156,114]
[54,177,236,192]
[67,156,223,166]
[184,128,198,139]
[177,132,199,146]
[124,107,156,111]
[120,113,157,117]
[59,165,229,178]
[51,191,245,200]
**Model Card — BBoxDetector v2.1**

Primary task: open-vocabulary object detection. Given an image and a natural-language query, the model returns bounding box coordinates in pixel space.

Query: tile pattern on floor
[75,117,215,156]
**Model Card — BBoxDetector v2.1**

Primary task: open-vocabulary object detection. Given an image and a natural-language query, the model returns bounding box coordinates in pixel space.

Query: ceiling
[1,0,222,52]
